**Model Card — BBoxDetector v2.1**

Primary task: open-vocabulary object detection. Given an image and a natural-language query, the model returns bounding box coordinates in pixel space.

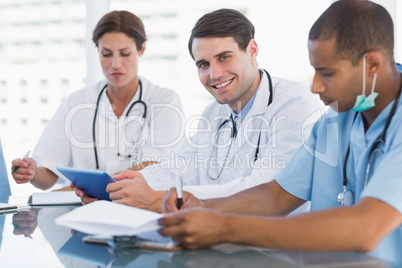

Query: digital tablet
[56,166,116,201]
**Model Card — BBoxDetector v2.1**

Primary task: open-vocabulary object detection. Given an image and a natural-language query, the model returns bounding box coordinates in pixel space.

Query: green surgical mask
[352,54,378,112]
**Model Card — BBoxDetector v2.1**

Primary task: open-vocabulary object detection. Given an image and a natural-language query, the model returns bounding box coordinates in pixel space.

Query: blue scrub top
[0,139,10,251]
[0,139,11,198]
[276,98,402,267]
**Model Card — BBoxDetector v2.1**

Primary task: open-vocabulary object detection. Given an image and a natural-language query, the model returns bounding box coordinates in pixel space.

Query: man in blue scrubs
[159,1,402,266]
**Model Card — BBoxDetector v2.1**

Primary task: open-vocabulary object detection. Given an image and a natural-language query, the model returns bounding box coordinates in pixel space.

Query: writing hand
[162,188,204,213]
[158,207,228,249]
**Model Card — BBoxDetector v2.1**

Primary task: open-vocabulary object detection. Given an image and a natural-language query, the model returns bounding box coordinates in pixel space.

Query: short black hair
[309,0,394,65]
[188,8,255,59]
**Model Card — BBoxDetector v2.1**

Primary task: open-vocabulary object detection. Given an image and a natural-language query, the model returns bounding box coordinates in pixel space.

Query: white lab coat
[33,76,184,186]
[142,71,323,202]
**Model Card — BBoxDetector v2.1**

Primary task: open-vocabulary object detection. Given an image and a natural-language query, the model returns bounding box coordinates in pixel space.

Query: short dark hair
[92,10,147,51]
[309,0,394,66]
[188,8,255,59]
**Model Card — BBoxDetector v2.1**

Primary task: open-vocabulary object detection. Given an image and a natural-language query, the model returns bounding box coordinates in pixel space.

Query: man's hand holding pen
[162,188,205,213]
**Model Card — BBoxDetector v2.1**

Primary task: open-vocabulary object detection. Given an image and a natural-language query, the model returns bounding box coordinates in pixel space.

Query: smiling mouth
[213,78,234,89]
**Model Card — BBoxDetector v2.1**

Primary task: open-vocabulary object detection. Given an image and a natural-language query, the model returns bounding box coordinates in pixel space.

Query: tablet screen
[56,167,116,201]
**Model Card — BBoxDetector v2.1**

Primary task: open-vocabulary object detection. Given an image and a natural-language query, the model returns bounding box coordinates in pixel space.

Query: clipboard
[83,231,183,252]
[56,166,116,201]
[87,236,182,252]
[83,235,182,251]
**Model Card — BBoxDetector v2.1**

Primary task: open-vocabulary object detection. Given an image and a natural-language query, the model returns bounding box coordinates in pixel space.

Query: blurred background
[0,0,400,196]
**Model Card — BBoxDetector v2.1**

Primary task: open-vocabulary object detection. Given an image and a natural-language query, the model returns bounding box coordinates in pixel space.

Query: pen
[176,171,183,209]
[12,150,31,174]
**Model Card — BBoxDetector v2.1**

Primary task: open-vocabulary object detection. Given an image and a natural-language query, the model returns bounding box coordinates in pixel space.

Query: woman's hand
[11,158,37,184]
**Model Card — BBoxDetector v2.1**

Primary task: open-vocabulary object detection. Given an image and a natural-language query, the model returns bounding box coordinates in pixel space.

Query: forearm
[224,198,400,252]
[129,161,158,172]
[30,167,58,190]
[204,180,304,216]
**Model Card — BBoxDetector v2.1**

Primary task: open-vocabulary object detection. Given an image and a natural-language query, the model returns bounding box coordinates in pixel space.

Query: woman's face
[98,32,145,90]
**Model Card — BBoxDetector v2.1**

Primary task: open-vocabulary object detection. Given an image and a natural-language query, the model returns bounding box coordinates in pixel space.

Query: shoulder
[64,80,107,105]
[200,99,227,117]
[311,109,356,137]
[259,70,321,110]
[50,81,107,117]
[262,74,323,117]
[139,76,181,104]
[271,76,315,102]
[192,101,228,129]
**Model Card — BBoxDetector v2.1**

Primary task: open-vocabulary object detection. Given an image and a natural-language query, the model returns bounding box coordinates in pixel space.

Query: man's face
[191,37,258,113]
[308,39,362,112]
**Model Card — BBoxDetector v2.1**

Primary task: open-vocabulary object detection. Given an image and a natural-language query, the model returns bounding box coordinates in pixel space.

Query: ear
[248,39,258,61]
[139,42,146,56]
[365,51,382,76]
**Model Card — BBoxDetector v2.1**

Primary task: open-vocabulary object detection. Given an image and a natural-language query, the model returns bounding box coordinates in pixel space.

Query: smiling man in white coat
[76,8,323,212]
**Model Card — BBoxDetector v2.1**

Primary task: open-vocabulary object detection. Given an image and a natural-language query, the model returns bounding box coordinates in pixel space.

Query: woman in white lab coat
[11,11,183,190]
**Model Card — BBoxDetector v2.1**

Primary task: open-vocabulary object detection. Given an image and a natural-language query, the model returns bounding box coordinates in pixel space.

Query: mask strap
[370,73,378,94]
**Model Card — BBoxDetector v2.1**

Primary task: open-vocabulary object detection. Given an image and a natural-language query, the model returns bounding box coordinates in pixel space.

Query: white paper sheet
[55,200,163,236]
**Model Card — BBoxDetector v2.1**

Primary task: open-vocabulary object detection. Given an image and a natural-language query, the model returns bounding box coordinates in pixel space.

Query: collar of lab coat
[98,76,148,120]
[224,69,273,158]
[244,69,272,120]
[222,69,272,120]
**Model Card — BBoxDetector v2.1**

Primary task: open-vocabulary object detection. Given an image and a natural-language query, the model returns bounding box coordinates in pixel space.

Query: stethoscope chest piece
[338,186,354,206]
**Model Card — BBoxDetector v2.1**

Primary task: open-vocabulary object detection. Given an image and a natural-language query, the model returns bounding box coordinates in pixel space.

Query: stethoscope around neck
[92,79,147,169]
[339,77,402,206]
[207,70,273,180]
